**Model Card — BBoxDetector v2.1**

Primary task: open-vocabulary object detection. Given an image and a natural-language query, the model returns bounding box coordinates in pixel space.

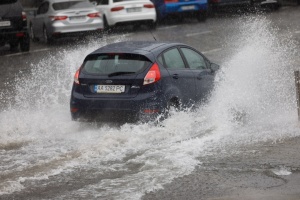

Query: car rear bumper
[161,1,208,15]
[109,12,156,26]
[49,20,103,35]
[0,29,29,42]
[70,89,165,121]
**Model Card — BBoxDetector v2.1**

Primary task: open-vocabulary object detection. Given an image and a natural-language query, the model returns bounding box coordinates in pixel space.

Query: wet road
[1,6,300,200]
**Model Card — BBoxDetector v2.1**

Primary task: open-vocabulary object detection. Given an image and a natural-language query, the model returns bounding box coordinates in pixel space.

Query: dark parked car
[209,0,281,11]
[70,41,219,122]
[0,0,30,51]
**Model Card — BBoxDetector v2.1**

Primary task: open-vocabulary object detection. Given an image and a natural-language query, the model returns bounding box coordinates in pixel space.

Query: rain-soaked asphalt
[1,5,300,200]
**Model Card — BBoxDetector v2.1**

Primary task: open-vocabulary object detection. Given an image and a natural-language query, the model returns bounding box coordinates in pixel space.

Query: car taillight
[143,4,155,8]
[111,6,124,12]
[49,16,68,21]
[22,11,27,21]
[164,0,178,3]
[143,63,161,85]
[87,12,100,18]
[74,69,80,84]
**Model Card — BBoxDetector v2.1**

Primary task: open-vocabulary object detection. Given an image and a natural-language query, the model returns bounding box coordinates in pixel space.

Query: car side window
[181,48,207,70]
[98,0,109,5]
[161,48,185,69]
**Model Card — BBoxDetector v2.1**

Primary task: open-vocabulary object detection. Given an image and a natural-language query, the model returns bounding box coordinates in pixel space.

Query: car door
[158,47,196,106]
[180,47,215,102]
[33,2,49,38]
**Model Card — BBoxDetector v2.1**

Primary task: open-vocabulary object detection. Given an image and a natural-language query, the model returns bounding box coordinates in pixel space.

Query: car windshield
[52,1,93,10]
[82,53,151,75]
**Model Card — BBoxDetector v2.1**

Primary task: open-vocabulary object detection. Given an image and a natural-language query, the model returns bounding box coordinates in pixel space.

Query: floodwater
[0,16,299,199]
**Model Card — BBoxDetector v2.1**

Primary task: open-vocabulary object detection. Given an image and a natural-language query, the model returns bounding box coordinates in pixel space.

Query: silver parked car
[29,0,103,43]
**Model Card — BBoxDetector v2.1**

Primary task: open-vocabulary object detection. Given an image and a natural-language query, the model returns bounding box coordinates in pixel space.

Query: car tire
[149,21,157,30]
[103,16,110,31]
[20,33,30,52]
[43,26,53,44]
[9,41,19,51]
[30,25,38,42]
[196,11,207,22]
[164,99,180,119]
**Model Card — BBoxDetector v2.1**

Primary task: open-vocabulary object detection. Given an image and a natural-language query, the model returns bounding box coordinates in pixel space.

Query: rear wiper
[108,72,135,77]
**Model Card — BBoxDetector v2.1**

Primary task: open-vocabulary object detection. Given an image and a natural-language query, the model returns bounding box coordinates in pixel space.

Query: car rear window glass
[82,53,151,75]
[0,1,20,15]
[52,1,93,10]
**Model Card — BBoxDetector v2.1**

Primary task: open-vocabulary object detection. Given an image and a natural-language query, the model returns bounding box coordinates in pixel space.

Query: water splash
[0,16,300,199]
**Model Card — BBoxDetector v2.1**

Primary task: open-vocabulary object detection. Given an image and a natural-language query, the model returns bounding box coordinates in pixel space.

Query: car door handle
[172,74,179,79]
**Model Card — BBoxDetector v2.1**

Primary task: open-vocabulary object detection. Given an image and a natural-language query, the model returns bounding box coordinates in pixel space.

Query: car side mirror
[211,63,220,72]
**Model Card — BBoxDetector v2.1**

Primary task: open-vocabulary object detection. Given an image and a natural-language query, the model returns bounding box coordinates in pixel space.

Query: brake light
[144,4,155,8]
[74,69,80,84]
[87,12,100,18]
[16,32,24,37]
[49,16,68,21]
[143,63,161,85]
[111,6,124,12]
[164,0,178,3]
[22,11,27,21]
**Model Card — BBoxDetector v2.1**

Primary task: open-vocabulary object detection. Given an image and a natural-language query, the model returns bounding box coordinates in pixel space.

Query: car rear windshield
[52,1,93,10]
[82,53,151,75]
[0,0,17,5]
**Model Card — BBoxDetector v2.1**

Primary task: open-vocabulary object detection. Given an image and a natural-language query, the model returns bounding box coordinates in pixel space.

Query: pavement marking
[186,31,212,37]
[4,48,50,57]
[157,25,178,30]
[202,48,222,54]
[295,31,300,34]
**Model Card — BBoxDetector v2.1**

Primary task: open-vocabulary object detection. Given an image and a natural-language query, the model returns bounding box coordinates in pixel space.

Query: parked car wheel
[43,27,53,44]
[103,15,110,31]
[30,25,38,42]
[149,21,157,30]
[196,11,207,22]
[20,33,30,52]
[10,41,19,51]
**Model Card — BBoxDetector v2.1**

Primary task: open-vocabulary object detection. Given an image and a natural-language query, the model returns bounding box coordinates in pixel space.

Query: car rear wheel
[164,99,180,119]
[103,16,110,31]
[149,21,157,30]
[20,33,30,52]
[30,25,38,42]
[196,11,207,22]
[43,27,53,44]
[9,41,19,51]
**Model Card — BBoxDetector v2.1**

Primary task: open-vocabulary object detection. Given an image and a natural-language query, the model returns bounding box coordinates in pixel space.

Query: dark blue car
[70,41,219,122]
[150,0,208,21]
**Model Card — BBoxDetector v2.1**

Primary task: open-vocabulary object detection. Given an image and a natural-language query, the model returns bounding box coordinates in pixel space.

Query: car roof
[90,41,185,62]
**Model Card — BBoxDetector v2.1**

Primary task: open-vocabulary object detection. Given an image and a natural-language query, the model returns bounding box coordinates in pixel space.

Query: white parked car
[92,0,157,30]
[29,0,103,43]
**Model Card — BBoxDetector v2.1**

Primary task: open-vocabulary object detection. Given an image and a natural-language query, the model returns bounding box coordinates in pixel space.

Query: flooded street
[1,7,300,199]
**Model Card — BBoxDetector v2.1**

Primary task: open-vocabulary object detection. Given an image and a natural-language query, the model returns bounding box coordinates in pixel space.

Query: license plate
[94,85,125,93]
[70,16,86,21]
[127,7,142,13]
[181,5,196,10]
[0,21,11,27]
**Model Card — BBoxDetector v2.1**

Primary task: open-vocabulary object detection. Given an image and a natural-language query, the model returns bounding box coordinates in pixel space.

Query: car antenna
[150,29,157,41]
